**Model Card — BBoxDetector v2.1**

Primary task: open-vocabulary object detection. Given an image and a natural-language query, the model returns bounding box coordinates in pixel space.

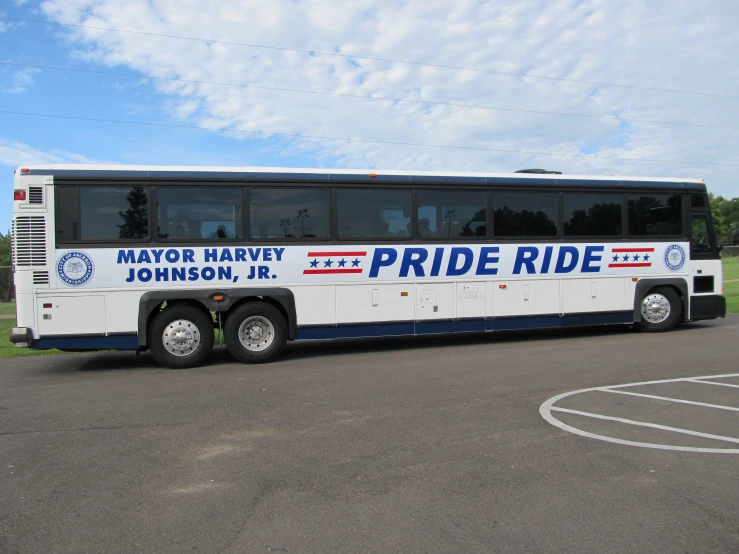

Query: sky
[1,0,738,232]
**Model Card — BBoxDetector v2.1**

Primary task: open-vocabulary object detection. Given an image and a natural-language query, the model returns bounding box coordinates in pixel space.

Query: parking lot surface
[1,317,738,553]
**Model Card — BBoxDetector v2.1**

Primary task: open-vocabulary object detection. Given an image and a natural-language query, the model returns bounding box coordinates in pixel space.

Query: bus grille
[28,186,44,205]
[33,271,50,284]
[12,216,47,266]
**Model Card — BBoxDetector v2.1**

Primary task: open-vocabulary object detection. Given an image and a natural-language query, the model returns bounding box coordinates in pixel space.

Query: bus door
[688,197,722,302]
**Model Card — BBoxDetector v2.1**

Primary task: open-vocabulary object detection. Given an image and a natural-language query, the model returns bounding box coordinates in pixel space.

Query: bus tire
[224,302,287,363]
[636,286,681,332]
[149,305,215,369]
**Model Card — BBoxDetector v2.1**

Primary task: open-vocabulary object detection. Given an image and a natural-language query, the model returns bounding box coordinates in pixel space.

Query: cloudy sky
[1,0,738,230]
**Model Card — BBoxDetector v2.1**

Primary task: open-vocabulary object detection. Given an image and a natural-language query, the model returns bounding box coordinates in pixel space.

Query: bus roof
[15,164,707,190]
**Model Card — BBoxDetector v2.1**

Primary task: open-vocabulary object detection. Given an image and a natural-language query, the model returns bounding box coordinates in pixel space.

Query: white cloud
[0,139,113,167]
[36,0,739,197]
[0,68,39,94]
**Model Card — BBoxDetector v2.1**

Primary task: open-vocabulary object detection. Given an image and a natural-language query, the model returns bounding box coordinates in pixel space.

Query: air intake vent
[33,271,50,285]
[28,186,43,205]
[12,216,47,267]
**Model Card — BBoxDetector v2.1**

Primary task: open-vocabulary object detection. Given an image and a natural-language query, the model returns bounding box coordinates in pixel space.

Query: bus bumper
[9,328,32,348]
[690,295,727,321]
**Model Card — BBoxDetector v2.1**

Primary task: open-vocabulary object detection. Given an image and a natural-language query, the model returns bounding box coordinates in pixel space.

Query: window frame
[247,185,333,242]
[154,184,246,243]
[415,188,489,241]
[491,189,560,239]
[54,184,153,245]
[626,193,685,239]
[334,187,413,242]
[561,191,626,239]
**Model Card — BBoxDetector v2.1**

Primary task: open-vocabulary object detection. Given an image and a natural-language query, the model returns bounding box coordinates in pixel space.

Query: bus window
[157,187,242,240]
[691,215,712,255]
[337,189,411,239]
[416,190,487,238]
[628,194,682,236]
[56,185,150,242]
[250,188,330,239]
[563,192,622,236]
[493,191,557,237]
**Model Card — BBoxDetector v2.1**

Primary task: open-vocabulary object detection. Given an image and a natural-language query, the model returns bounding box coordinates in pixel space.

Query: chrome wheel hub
[238,316,274,352]
[641,294,670,324]
[162,319,200,357]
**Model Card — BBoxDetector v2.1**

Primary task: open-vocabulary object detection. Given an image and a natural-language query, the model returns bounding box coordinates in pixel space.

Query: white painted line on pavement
[685,379,739,389]
[597,388,739,412]
[550,407,739,445]
[540,372,739,454]
[601,372,739,390]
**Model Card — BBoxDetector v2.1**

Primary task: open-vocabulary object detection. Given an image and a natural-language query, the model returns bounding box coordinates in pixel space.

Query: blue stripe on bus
[297,312,633,340]
[33,335,139,350]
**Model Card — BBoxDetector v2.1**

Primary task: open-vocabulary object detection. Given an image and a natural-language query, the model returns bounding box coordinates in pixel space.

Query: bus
[10,165,726,368]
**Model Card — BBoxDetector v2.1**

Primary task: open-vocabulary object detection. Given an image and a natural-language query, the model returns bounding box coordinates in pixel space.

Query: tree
[0,230,11,266]
[117,187,149,239]
[710,194,730,245]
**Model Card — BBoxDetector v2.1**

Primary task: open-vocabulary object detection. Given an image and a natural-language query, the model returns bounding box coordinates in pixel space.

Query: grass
[1,259,739,359]
[722,256,739,281]
[0,318,63,358]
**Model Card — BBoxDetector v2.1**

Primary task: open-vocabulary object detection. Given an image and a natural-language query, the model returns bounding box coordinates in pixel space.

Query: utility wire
[1,61,736,132]
[0,109,735,166]
[1,15,736,100]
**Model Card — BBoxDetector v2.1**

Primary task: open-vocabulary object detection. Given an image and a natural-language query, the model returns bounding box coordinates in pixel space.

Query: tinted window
[337,189,411,239]
[250,188,330,239]
[493,192,557,237]
[628,194,682,236]
[691,195,707,208]
[56,186,81,241]
[691,215,712,255]
[563,193,622,236]
[417,190,486,238]
[56,186,149,241]
[157,187,242,240]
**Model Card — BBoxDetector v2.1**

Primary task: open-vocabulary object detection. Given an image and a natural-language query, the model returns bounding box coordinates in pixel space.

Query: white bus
[10,165,726,368]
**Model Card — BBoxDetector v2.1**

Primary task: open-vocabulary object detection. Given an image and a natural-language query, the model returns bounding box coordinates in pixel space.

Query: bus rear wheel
[149,305,215,369]
[636,286,681,332]
[224,302,287,363]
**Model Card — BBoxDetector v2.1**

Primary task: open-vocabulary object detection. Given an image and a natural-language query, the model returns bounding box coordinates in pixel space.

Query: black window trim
[562,191,626,239]
[491,189,560,239]
[334,186,413,242]
[625,192,686,240]
[415,188,489,240]
[247,185,333,242]
[54,184,154,245]
[154,184,246,243]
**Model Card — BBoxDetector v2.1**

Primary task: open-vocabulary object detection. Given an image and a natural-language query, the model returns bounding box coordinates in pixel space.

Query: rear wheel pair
[149,302,287,369]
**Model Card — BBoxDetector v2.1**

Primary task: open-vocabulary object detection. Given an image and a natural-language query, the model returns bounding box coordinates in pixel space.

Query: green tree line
[711,194,739,245]
[0,230,10,266]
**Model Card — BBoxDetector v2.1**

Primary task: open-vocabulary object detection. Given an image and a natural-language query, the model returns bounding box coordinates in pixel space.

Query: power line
[1,15,736,101]
[1,61,737,132]
[0,109,735,167]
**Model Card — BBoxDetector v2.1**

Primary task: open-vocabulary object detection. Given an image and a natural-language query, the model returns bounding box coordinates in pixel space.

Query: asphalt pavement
[1,317,738,553]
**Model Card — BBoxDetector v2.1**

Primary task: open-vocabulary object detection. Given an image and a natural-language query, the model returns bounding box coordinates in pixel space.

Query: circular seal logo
[57,251,94,286]
[664,244,686,271]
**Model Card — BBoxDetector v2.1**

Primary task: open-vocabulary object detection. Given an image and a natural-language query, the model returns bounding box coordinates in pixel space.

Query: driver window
[691,215,711,255]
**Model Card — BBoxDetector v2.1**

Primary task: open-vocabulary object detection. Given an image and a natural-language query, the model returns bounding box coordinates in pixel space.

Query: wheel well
[145,299,213,345]
[224,296,291,329]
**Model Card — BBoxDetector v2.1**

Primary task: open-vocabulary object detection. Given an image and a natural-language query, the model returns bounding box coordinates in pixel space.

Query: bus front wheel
[149,305,215,369]
[224,302,287,363]
[636,287,681,332]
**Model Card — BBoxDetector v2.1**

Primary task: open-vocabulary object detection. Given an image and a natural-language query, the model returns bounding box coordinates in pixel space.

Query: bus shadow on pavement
[38,321,716,373]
